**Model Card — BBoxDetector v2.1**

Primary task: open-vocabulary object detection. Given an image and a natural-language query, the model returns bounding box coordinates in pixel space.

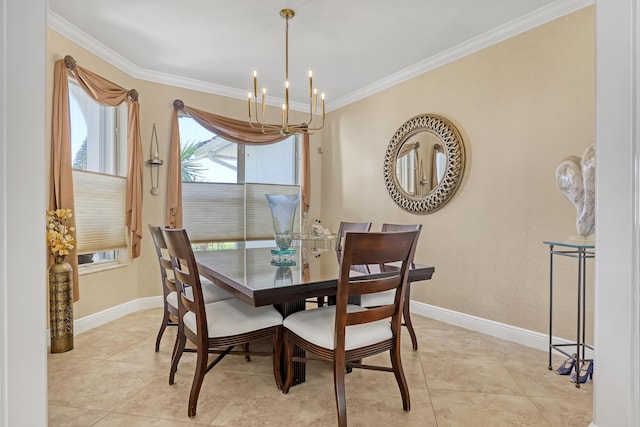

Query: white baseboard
[46,296,163,342]
[50,297,595,362]
[411,300,595,360]
[74,296,163,335]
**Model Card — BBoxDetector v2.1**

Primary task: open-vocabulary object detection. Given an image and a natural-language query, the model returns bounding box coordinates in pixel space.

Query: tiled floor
[48,309,593,426]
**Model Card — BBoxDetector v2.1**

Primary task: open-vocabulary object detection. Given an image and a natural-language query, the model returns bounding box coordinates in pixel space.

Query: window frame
[68,79,129,273]
[178,117,302,246]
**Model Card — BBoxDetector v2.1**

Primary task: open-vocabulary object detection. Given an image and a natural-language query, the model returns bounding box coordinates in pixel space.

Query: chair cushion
[183,298,283,338]
[360,289,395,308]
[283,305,393,351]
[166,282,233,309]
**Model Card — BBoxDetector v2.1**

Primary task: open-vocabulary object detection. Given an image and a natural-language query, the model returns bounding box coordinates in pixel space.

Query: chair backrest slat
[346,304,396,326]
[380,223,422,233]
[349,275,398,296]
[380,223,422,269]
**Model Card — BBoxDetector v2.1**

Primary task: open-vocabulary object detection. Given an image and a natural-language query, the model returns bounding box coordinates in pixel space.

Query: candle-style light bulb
[261,88,266,121]
[321,92,325,119]
[308,69,313,97]
[248,91,252,119]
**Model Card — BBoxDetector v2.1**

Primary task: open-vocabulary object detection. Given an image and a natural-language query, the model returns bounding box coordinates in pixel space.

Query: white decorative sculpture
[311,220,332,237]
[555,143,595,238]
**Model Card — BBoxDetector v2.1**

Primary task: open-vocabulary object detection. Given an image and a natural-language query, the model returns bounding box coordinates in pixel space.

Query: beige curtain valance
[50,55,144,301]
[166,100,310,229]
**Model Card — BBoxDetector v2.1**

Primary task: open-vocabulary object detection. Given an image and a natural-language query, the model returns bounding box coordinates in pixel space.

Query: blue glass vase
[265,193,301,251]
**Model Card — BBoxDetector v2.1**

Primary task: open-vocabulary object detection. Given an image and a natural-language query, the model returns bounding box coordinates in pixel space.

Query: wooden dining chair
[282,230,419,427]
[361,223,422,351]
[148,225,235,352]
[335,221,372,252]
[308,221,373,308]
[312,221,374,309]
[162,227,284,418]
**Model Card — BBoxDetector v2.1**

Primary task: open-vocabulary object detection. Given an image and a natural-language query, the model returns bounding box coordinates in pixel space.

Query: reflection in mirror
[383,114,465,214]
[395,132,447,196]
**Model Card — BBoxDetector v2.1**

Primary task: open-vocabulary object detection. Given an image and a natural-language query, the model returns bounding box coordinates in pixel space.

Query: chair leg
[281,331,295,394]
[403,284,418,351]
[155,309,170,352]
[243,343,251,362]
[272,326,284,390]
[403,304,418,352]
[333,356,348,427]
[169,323,186,385]
[188,345,208,418]
[390,345,410,411]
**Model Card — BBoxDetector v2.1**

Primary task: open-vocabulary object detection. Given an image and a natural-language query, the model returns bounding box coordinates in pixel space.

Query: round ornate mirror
[383,114,465,214]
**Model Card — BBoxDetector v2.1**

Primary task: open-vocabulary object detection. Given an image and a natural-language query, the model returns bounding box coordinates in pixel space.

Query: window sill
[78,261,128,276]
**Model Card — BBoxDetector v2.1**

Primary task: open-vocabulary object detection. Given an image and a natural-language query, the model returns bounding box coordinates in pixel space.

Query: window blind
[182,182,301,243]
[182,183,245,242]
[72,170,127,254]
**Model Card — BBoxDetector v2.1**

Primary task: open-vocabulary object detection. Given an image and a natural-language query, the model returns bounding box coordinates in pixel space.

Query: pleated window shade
[72,170,127,254]
[182,182,301,243]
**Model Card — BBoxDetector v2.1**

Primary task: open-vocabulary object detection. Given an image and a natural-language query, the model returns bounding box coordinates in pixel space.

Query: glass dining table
[193,242,435,385]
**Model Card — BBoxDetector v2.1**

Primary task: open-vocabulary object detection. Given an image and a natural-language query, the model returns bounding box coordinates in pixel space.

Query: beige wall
[46,29,322,319]
[321,6,595,339]
[47,6,594,341]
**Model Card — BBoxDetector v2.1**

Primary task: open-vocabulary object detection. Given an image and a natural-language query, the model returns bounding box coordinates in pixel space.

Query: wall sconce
[146,124,163,195]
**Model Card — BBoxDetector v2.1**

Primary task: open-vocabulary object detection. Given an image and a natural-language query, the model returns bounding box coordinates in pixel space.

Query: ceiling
[47,0,590,112]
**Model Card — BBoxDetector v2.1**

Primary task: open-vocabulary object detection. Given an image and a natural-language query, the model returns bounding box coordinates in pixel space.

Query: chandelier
[248,9,325,135]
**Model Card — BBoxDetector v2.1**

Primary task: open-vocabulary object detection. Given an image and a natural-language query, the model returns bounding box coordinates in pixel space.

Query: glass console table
[543,240,595,388]
[292,233,336,250]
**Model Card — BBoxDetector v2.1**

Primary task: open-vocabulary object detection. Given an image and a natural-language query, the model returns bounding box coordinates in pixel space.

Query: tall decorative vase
[274,266,293,287]
[265,194,301,251]
[49,255,74,353]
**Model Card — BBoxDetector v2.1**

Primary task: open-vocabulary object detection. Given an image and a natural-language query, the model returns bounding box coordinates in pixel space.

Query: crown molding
[48,0,593,113]
[329,0,594,111]
[47,10,264,106]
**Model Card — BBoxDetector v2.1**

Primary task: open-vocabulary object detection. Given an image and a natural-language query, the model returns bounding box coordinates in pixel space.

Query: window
[68,82,128,267]
[179,116,301,245]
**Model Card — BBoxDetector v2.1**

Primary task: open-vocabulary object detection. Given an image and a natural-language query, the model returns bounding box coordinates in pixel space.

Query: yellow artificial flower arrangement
[46,209,76,257]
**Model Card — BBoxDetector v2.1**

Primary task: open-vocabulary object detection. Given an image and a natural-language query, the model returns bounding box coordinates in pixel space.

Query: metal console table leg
[544,240,595,388]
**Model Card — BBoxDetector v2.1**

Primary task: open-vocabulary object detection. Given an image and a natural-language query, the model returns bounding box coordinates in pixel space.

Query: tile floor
[48,309,593,426]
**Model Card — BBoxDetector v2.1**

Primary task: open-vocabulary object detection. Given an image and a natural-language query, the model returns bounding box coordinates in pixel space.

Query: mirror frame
[383,114,465,214]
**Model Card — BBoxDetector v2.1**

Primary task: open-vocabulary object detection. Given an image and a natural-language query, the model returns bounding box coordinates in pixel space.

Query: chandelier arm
[305,96,315,128]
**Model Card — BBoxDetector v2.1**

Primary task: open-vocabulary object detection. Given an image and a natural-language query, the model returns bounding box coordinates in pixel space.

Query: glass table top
[543,239,595,249]
[193,242,435,307]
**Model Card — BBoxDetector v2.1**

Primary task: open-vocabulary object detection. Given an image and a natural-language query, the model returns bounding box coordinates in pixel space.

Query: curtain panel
[51,55,143,301]
[167,99,311,228]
